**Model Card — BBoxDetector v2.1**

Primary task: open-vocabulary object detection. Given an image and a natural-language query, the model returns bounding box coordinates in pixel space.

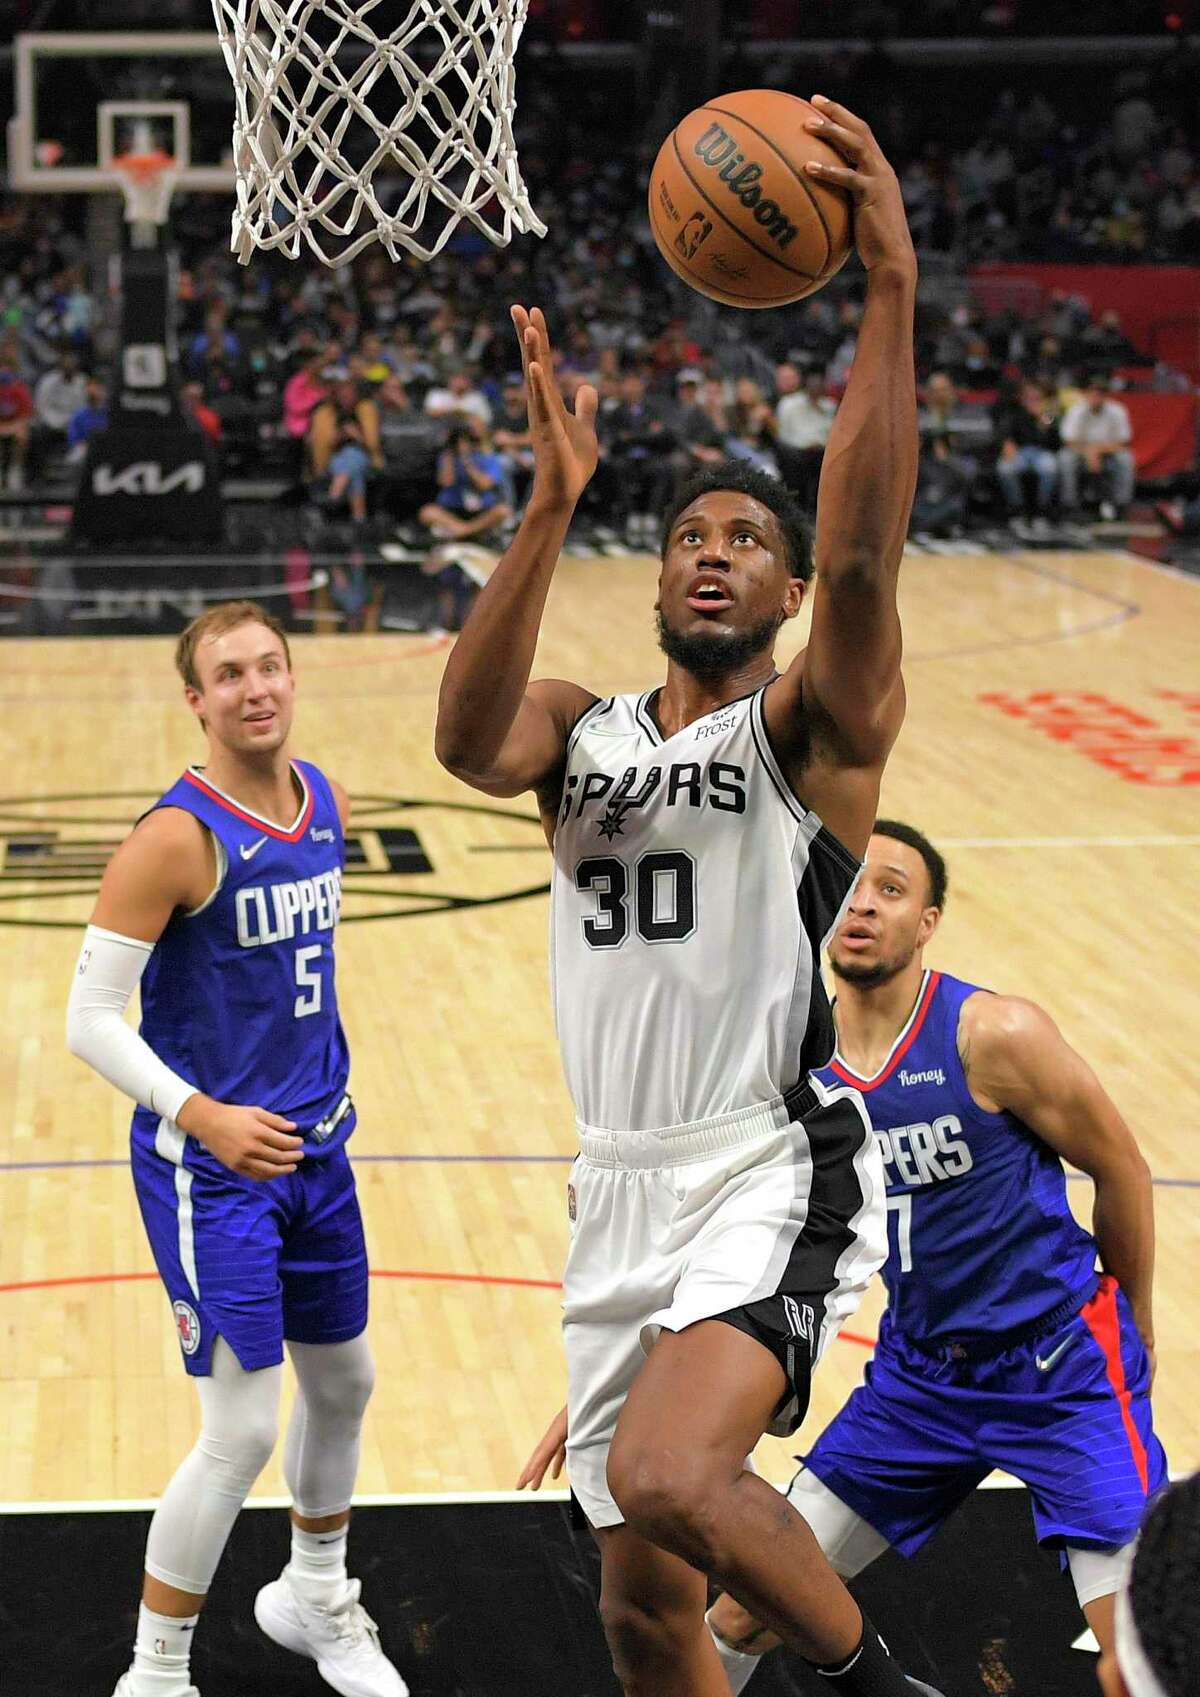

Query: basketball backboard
[8,34,235,194]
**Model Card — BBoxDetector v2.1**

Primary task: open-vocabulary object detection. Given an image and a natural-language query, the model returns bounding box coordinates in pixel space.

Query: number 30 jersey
[550,685,861,1135]
[133,760,352,1156]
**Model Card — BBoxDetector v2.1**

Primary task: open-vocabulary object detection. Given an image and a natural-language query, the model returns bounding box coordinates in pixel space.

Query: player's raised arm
[767,98,917,796]
[960,993,1156,1372]
[434,307,599,802]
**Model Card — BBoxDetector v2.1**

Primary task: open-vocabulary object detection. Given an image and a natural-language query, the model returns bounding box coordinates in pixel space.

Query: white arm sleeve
[65,925,200,1125]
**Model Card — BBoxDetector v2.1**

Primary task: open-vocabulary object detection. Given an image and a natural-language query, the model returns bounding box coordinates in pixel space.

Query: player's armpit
[89,807,215,944]
[438,677,597,801]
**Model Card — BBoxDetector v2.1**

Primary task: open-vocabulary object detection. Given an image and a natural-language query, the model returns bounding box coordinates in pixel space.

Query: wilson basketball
[648,89,854,309]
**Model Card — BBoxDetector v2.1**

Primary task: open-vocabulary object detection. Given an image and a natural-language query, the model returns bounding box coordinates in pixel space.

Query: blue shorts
[132,1123,369,1377]
[804,1277,1166,1556]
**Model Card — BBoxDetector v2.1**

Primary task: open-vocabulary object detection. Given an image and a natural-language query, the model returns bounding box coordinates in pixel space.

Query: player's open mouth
[244,713,275,725]
[840,926,878,948]
[686,576,734,612]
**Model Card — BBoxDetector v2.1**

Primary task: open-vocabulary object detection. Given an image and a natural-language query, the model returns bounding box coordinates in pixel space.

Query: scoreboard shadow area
[5,1487,1098,1696]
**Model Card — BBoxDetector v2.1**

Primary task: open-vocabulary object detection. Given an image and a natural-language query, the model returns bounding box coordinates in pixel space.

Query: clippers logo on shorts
[173,1299,201,1357]
[782,1295,815,1348]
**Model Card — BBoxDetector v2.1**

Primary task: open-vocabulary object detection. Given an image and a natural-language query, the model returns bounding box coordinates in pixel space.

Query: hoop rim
[111,149,178,184]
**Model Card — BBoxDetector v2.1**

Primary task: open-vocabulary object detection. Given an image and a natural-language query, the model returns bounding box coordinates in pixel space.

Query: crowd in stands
[0,56,1194,568]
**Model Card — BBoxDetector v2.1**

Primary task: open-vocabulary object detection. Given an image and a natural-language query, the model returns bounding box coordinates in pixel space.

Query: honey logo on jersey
[0,790,549,930]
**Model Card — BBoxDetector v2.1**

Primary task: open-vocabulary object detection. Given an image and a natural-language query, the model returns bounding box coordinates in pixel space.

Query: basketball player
[438,98,935,1697]
[66,602,406,1697]
[694,821,1164,1691]
[1099,1473,1199,1697]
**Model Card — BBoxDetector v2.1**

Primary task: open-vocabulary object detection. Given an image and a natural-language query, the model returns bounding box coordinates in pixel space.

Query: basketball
[648,89,854,309]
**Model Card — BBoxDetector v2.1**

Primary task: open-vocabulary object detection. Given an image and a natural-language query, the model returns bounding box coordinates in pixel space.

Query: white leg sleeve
[1068,1541,1135,1609]
[283,1333,375,1520]
[784,1466,891,1579]
[144,1338,282,1594]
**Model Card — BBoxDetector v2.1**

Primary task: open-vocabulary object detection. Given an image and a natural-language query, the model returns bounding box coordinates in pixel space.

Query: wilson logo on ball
[692,122,800,249]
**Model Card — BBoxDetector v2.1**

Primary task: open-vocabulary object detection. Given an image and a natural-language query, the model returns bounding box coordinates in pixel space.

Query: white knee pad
[1068,1541,1135,1609]
[145,1338,282,1594]
[784,1466,891,1579]
[283,1332,374,1520]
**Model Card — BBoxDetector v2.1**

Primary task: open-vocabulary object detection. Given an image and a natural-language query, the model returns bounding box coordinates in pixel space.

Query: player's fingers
[810,94,871,138]
[805,114,864,164]
[256,1110,299,1132]
[804,158,868,198]
[573,382,599,430]
[550,1448,565,1479]
[258,1132,305,1157]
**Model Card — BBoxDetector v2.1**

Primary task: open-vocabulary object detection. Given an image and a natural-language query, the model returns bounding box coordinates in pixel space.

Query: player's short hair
[1126,1473,1200,1697]
[873,818,948,910]
[660,463,814,583]
[175,601,292,692]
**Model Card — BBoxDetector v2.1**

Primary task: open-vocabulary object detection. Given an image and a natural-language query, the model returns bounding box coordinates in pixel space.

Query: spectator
[424,368,492,430]
[419,422,512,544]
[492,376,535,506]
[309,378,383,479]
[282,347,335,475]
[600,370,676,544]
[1059,374,1136,520]
[993,378,1061,526]
[375,376,442,521]
[182,382,223,446]
[774,364,836,506]
[920,370,992,477]
[65,378,108,465]
[724,377,780,478]
[673,370,725,473]
[187,304,242,380]
[911,433,972,538]
[351,333,394,387]
[31,348,87,480]
[0,355,34,491]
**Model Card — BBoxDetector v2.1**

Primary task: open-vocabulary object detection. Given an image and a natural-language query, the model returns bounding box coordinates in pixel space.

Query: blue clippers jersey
[815,971,1098,1342]
[133,760,352,1156]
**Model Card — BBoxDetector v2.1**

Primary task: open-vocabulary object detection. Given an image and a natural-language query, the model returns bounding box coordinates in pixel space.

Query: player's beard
[830,945,914,989]
[655,606,782,682]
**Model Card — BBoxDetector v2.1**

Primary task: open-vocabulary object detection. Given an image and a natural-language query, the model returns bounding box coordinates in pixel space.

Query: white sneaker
[112,1674,199,1697]
[254,1575,408,1697]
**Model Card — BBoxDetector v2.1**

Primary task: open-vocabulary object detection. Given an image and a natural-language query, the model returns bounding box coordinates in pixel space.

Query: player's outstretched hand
[510,305,599,509]
[801,96,916,278]
[516,1403,568,1490]
[178,1095,303,1181]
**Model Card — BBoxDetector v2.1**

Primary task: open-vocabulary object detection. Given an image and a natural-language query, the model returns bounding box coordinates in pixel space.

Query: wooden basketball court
[2,543,1197,1507]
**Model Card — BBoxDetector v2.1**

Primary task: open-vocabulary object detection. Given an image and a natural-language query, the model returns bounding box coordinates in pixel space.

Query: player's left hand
[516,1403,567,1490]
[801,96,917,278]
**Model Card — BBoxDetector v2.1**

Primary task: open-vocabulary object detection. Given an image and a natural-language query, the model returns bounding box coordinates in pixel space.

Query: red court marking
[0,1269,879,1349]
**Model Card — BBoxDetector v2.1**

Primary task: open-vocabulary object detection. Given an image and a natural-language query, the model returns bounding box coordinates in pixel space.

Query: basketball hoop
[209,0,548,268]
[113,150,179,244]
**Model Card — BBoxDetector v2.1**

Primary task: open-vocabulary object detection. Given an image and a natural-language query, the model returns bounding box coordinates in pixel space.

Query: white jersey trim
[832,969,933,1087]
[154,1115,199,1299]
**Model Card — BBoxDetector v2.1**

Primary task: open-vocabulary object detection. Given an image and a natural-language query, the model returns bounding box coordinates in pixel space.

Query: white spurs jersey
[550,684,862,1135]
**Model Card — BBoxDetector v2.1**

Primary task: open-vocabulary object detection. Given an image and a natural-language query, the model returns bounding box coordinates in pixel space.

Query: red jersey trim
[183,765,314,841]
[830,970,942,1093]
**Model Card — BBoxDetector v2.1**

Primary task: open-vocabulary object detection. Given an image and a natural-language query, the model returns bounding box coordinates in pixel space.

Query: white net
[210,0,548,268]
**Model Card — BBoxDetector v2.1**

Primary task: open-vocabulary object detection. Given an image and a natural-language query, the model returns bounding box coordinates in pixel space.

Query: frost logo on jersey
[310,827,335,843]
[898,1067,946,1087]
[876,1116,974,1187]
[781,1295,815,1346]
[236,867,344,948]
[173,1299,201,1357]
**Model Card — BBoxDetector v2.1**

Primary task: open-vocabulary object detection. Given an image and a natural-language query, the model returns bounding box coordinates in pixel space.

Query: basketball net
[112,151,180,247]
[209,0,548,268]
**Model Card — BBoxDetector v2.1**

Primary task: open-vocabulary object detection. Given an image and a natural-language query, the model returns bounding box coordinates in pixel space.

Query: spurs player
[438,98,934,1697]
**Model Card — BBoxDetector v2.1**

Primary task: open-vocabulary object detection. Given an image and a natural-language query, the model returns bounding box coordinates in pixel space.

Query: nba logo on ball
[173,1299,201,1357]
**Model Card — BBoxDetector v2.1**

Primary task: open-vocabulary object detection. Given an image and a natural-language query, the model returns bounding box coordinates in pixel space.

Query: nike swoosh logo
[239,836,269,861]
[1035,1336,1074,1373]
